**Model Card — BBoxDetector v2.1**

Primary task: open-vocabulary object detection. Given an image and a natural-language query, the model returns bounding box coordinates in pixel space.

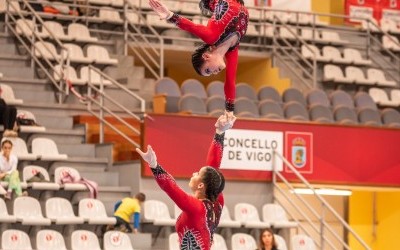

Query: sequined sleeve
[205,132,225,170]
[151,165,203,214]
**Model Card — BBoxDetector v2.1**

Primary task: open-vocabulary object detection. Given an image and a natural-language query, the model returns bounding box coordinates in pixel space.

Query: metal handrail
[272,150,372,250]
[84,66,145,146]
[5,0,69,96]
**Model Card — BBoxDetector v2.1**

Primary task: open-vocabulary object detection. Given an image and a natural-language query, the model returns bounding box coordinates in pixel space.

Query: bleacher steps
[35,114,76,129]
[0,32,17,54]
[80,171,119,186]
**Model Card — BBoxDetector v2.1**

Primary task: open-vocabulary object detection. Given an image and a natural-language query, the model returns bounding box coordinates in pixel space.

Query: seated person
[0,96,17,137]
[0,139,27,199]
[258,228,279,250]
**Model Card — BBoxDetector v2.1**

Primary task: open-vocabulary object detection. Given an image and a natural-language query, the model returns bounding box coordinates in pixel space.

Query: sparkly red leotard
[168,0,249,111]
[150,133,225,250]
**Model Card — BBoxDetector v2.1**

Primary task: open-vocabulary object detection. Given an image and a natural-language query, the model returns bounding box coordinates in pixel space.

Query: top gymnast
[149,0,249,115]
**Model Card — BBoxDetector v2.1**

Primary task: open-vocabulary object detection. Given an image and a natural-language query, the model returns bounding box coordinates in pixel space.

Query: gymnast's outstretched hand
[149,0,173,20]
[215,113,236,134]
[136,145,158,168]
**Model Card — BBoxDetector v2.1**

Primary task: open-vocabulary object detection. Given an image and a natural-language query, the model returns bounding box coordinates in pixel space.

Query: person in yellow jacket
[112,192,146,233]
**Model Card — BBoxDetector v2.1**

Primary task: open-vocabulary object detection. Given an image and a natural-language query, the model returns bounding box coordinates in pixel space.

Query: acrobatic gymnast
[149,0,249,115]
[136,114,236,250]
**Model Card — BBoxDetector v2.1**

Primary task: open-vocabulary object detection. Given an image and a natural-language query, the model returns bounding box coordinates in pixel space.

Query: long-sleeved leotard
[151,133,225,250]
[168,0,249,112]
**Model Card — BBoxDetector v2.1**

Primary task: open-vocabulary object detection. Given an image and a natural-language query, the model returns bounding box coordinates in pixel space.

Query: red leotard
[150,133,225,250]
[168,0,249,111]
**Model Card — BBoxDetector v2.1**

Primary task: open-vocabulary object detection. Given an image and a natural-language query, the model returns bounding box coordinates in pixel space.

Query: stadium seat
[275,234,288,250]
[32,137,68,160]
[178,94,207,115]
[126,11,140,24]
[301,28,321,41]
[53,64,87,85]
[34,41,61,61]
[14,196,51,225]
[301,44,329,62]
[367,68,397,87]
[206,80,224,97]
[8,137,38,160]
[211,233,228,250]
[282,88,307,107]
[235,97,260,118]
[98,8,123,24]
[381,19,400,34]
[361,18,380,33]
[258,85,282,103]
[306,88,330,107]
[354,92,378,110]
[381,108,400,128]
[218,205,241,228]
[36,229,67,250]
[0,199,17,223]
[2,229,32,250]
[16,19,39,37]
[16,110,46,132]
[236,83,258,100]
[231,233,258,250]
[67,23,98,43]
[71,230,101,250]
[343,48,372,65]
[153,77,181,113]
[104,231,134,250]
[79,198,116,225]
[320,30,348,44]
[333,106,358,125]
[262,203,298,228]
[41,21,73,41]
[323,65,352,84]
[23,165,60,190]
[206,96,225,116]
[143,200,176,226]
[46,197,85,224]
[86,45,118,65]
[63,43,93,64]
[169,232,179,250]
[345,66,375,86]
[54,167,87,191]
[382,35,400,52]
[323,46,351,64]
[259,100,284,120]
[80,66,112,86]
[181,79,207,99]
[358,107,382,126]
[234,203,270,228]
[284,101,309,121]
[309,104,334,123]
[330,90,355,109]
[279,26,297,40]
[369,88,398,107]
[0,84,23,105]
[390,89,400,105]
[291,234,316,250]
[181,1,199,14]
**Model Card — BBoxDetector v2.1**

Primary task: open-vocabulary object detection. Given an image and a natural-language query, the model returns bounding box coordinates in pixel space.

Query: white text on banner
[221,129,283,171]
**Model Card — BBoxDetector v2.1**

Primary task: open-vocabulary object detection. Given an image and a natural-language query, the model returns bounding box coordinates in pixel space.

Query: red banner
[345,0,400,23]
[143,114,400,187]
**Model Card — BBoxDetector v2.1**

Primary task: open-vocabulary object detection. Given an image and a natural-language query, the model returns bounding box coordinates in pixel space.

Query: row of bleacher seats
[0,195,114,226]
[16,19,99,43]
[361,18,400,35]
[154,78,400,127]
[382,35,400,52]
[323,64,397,88]
[1,229,133,250]
[169,232,316,250]
[302,45,372,66]
[143,200,297,231]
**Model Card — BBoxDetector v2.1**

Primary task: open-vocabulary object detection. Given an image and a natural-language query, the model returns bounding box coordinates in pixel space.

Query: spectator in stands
[149,0,249,116]
[0,95,17,137]
[258,228,278,250]
[108,192,146,233]
[0,139,27,199]
[136,114,236,250]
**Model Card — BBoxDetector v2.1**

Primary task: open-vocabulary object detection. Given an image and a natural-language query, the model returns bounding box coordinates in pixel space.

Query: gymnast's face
[200,53,226,76]
[189,167,206,191]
